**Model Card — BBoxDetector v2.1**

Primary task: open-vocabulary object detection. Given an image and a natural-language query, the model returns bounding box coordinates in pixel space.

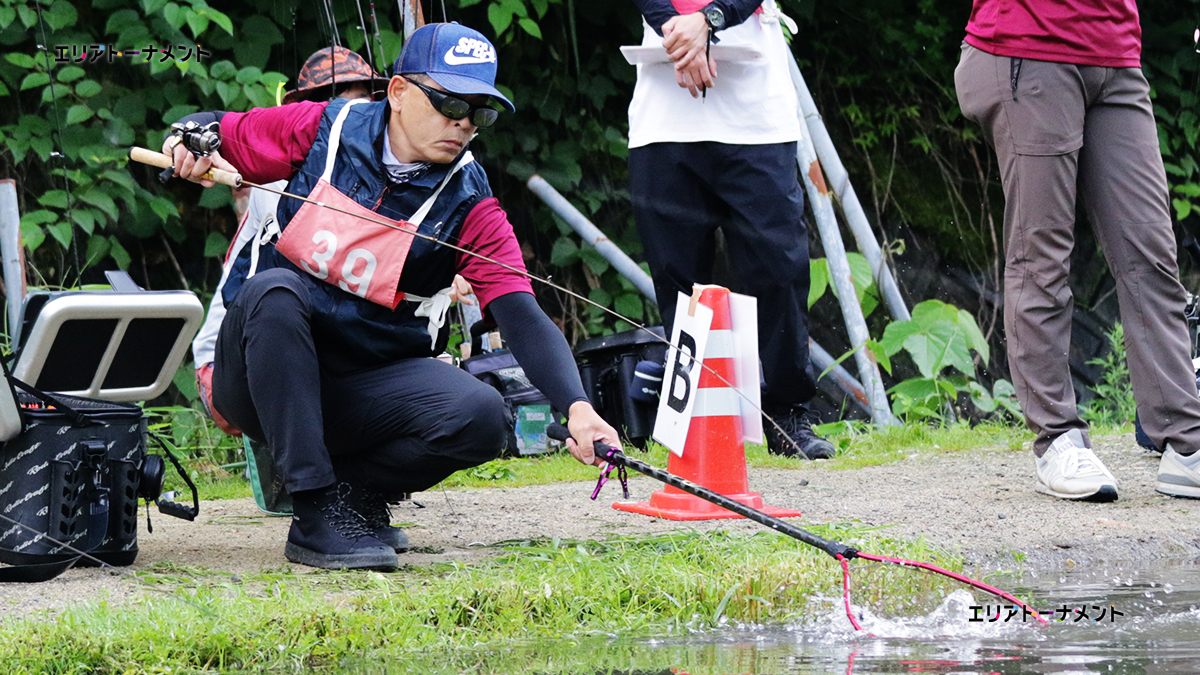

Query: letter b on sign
[666,332,696,413]
[652,294,713,457]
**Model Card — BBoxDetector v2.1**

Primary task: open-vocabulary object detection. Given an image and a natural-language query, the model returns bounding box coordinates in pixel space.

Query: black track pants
[212,268,509,497]
[629,141,817,409]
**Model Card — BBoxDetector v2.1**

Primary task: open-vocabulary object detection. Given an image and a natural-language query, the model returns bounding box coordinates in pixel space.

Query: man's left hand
[662,12,709,68]
[565,400,620,467]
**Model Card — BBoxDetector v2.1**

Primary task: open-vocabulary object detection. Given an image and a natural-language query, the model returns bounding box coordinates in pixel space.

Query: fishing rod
[126,144,814,458]
[545,423,1048,632]
[354,0,375,72]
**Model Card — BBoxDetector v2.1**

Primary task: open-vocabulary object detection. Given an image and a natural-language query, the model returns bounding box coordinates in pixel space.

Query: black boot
[342,484,409,552]
[764,407,837,460]
[285,483,398,570]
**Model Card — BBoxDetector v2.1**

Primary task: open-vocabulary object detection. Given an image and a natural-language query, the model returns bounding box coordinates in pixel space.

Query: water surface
[346,559,1200,674]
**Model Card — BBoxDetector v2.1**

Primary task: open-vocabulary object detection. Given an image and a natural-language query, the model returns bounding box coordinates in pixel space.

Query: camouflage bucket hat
[283,46,382,104]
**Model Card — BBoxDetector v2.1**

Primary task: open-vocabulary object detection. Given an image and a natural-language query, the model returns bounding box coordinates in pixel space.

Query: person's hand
[674,53,717,98]
[662,13,716,98]
[564,400,620,467]
[449,274,475,305]
[662,13,709,67]
[163,137,237,189]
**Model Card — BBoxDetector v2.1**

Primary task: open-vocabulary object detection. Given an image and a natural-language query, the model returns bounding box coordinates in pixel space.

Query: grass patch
[815,421,1033,470]
[0,528,974,673]
[164,468,253,502]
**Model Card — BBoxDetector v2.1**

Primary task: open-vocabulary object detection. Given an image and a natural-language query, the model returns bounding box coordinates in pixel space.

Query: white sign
[653,293,713,457]
[729,292,762,445]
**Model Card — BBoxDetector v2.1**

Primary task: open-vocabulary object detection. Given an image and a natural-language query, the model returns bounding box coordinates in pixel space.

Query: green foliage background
[0,0,1196,370]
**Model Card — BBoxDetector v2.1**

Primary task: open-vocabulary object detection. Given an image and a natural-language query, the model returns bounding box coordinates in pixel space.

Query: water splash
[807,589,1040,640]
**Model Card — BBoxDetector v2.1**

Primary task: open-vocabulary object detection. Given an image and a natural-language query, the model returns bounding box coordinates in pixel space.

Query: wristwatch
[703,4,726,32]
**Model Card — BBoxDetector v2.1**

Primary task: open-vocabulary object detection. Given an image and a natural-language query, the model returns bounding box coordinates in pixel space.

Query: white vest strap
[321,98,371,182]
[408,151,474,226]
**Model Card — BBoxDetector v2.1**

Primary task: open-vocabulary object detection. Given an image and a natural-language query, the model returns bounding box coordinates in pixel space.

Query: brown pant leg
[1078,68,1200,455]
[955,45,1092,455]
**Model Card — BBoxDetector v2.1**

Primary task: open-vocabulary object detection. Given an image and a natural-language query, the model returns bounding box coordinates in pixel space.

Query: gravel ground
[3,432,1197,620]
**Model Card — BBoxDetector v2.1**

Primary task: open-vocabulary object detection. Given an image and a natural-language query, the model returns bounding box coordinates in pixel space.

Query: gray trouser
[954,43,1200,456]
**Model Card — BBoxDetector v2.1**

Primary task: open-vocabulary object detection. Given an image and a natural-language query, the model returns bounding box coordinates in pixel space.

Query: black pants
[212,269,509,497]
[629,141,816,410]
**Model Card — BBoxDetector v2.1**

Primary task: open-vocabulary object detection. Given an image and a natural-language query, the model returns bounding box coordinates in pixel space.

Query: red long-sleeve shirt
[965,0,1142,68]
[217,102,533,309]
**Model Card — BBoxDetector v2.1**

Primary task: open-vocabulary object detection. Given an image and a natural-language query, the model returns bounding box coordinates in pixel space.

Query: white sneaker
[1156,443,1200,498]
[1035,430,1118,501]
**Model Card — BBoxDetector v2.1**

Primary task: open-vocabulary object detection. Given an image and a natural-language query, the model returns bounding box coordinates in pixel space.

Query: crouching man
[165,23,617,570]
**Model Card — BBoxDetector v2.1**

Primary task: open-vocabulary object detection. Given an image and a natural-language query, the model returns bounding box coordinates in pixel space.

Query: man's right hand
[162,136,238,188]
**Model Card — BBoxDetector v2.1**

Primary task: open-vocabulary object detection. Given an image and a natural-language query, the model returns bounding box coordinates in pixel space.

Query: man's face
[386,74,484,164]
[337,82,372,101]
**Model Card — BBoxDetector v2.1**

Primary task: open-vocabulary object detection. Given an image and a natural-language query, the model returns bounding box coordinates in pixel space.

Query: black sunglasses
[404,77,500,128]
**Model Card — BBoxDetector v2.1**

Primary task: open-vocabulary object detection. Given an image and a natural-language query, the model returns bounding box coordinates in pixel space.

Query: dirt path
[4,432,1197,619]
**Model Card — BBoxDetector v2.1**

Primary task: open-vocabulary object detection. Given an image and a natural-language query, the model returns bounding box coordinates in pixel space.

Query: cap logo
[443,37,496,66]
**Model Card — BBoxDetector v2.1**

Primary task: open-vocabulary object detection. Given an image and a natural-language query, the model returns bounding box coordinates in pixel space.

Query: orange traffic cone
[615,285,801,521]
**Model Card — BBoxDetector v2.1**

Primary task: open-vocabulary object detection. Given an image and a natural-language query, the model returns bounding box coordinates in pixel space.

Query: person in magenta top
[166,25,618,570]
[956,0,1200,501]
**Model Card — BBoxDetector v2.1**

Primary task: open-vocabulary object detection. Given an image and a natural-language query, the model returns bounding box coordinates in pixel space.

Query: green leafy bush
[1080,322,1137,428]
[877,299,1018,421]
[1144,12,1200,221]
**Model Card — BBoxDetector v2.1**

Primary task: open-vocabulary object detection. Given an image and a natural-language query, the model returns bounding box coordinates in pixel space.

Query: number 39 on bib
[275,179,417,310]
[300,229,380,298]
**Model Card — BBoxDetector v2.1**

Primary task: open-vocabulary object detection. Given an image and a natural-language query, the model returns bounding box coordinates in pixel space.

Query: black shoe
[764,408,837,460]
[342,484,409,552]
[285,483,398,570]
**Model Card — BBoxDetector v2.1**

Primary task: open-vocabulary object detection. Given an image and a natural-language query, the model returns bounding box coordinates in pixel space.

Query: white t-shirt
[191,184,284,367]
[627,1,801,149]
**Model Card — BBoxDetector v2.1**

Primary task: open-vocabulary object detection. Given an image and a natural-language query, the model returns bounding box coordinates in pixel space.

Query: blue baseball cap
[394,23,516,113]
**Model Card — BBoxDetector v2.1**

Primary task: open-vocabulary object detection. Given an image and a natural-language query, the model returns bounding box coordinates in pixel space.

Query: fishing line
[197,168,808,455]
[354,0,375,69]
[368,0,388,75]
[135,89,823,459]
[139,128,811,456]
[320,0,342,47]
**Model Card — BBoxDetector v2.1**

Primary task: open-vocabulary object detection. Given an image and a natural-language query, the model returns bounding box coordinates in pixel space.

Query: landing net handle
[546,423,1048,631]
[546,423,856,559]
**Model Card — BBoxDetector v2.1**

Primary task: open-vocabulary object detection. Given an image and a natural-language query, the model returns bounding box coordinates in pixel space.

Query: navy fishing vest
[221,98,492,372]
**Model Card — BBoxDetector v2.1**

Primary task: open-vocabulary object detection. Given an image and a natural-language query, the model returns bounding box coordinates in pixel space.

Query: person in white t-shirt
[628,0,834,459]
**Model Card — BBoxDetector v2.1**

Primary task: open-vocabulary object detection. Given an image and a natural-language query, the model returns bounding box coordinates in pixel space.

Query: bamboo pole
[401,0,418,40]
[0,180,26,338]
[787,57,911,323]
[795,123,898,425]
